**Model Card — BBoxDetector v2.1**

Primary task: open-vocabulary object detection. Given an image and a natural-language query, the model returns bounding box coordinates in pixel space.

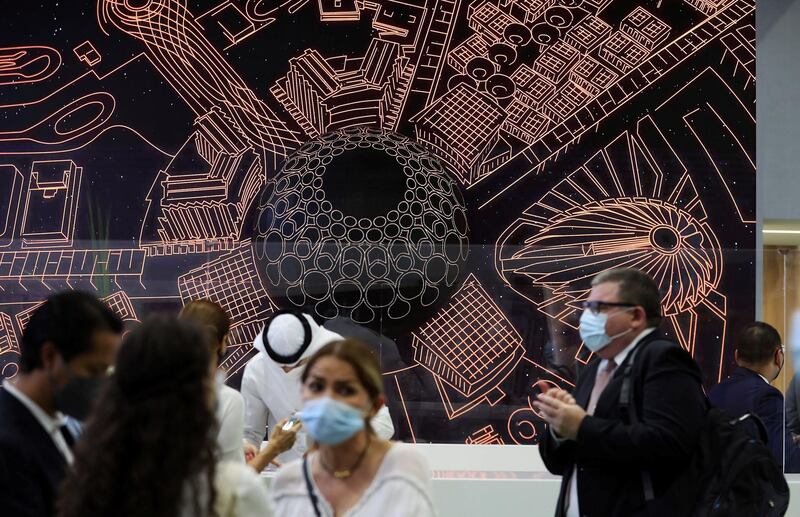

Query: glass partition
[0,242,767,447]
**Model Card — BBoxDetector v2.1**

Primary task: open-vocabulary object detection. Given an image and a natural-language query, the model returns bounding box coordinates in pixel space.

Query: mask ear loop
[606,306,638,341]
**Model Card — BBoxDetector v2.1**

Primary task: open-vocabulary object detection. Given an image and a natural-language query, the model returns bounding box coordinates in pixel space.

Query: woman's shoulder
[218,383,244,402]
[379,443,432,483]
[272,457,306,494]
[215,461,274,516]
[216,460,260,488]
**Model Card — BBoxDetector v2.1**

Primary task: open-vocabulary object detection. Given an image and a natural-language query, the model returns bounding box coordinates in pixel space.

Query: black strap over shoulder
[303,455,322,517]
[618,337,667,503]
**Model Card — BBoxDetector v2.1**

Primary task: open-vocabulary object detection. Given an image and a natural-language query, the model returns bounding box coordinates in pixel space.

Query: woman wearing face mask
[271,338,435,517]
[179,300,298,467]
[56,316,274,517]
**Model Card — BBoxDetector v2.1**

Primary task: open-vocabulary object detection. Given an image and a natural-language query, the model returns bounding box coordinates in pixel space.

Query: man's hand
[243,441,258,463]
[534,388,586,440]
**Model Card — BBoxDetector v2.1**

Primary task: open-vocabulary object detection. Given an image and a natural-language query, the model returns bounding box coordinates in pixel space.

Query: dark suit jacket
[539,331,706,517]
[709,366,800,471]
[0,387,69,517]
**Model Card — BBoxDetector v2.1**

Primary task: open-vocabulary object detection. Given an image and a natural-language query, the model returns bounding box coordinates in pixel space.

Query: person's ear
[40,342,61,371]
[220,333,229,357]
[370,394,386,418]
[632,306,646,327]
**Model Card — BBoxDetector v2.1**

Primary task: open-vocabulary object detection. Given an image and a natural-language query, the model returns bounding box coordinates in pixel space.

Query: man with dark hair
[0,291,123,517]
[534,268,707,517]
[709,321,800,469]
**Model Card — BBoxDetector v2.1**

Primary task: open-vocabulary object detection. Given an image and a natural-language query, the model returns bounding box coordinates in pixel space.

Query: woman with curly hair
[56,316,273,517]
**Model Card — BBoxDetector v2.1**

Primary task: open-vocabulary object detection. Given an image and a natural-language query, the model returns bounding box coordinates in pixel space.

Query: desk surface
[260,444,800,516]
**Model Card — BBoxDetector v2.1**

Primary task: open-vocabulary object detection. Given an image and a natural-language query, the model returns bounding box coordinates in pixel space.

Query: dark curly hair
[56,316,218,517]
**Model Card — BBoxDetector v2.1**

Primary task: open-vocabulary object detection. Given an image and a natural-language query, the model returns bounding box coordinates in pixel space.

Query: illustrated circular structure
[498,199,722,317]
[253,128,469,325]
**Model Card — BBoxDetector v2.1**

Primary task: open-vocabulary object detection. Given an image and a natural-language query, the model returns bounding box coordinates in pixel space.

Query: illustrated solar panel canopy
[0,0,754,446]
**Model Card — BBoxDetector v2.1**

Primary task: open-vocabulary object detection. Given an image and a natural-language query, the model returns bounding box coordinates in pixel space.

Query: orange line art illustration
[178,242,276,378]
[0,0,755,443]
[0,46,61,86]
[73,41,102,67]
[719,24,755,91]
[253,128,468,325]
[685,0,731,15]
[392,374,417,444]
[20,160,82,249]
[684,101,755,224]
[271,20,421,137]
[412,274,524,420]
[466,425,505,445]
[0,312,20,379]
[140,108,264,254]
[474,0,753,208]
[508,361,576,445]
[99,0,302,168]
[178,242,276,325]
[0,93,116,153]
[318,0,361,22]
[0,249,146,289]
[15,290,140,333]
[102,290,139,322]
[203,2,257,45]
[497,115,728,373]
[412,83,506,186]
[0,165,24,248]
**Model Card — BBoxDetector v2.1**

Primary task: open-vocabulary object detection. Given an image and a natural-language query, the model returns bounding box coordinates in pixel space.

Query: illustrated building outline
[20,160,82,249]
[412,274,524,419]
[412,83,506,185]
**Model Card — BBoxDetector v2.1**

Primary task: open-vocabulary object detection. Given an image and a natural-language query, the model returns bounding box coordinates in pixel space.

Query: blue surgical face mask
[300,397,366,445]
[579,308,634,353]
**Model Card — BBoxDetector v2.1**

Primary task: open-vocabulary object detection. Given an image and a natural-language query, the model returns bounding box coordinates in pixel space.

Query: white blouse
[180,461,274,517]
[272,444,435,517]
[216,382,246,464]
[215,461,274,517]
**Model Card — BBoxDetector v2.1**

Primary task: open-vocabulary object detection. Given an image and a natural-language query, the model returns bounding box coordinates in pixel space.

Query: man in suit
[534,268,707,517]
[708,321,800,471]
[0,291,122,517]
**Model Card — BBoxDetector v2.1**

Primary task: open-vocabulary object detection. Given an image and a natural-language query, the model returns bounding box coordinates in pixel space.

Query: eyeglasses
[581,301,637,315]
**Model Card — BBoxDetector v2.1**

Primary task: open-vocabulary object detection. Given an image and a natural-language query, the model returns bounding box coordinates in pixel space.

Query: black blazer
[0,387,69,517]
[539,330,707,517]
[709,366,800,471]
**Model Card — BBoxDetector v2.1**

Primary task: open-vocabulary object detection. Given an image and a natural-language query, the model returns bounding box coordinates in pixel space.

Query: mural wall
[0,0,755,444]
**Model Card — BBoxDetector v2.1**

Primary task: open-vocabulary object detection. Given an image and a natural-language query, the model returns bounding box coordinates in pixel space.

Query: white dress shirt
[564,327,655,517]
[3,381,74,464]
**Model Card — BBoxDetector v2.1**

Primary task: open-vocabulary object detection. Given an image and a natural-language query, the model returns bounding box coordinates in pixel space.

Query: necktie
[588,359,617,415]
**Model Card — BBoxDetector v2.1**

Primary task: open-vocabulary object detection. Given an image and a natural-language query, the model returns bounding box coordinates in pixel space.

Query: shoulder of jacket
[637,336,683,359]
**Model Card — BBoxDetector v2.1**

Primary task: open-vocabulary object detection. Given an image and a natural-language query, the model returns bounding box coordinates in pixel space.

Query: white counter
[263,444,800,516]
